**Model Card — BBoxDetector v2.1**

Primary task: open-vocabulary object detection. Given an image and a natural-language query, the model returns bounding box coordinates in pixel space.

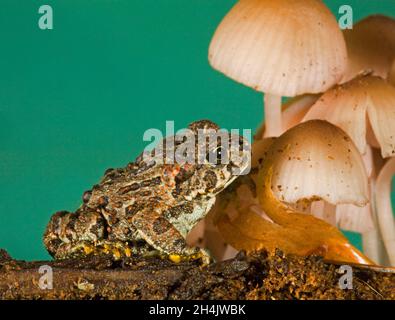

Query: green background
[0,0,394,260]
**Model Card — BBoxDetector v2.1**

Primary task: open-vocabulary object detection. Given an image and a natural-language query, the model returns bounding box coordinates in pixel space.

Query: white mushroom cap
[308,146,381,234]
[337,146,386,234]
[209,0,347,97]
[303,75,395,158]
[366,76,395,158]
[343,15,395,83]
[261,120,369,207]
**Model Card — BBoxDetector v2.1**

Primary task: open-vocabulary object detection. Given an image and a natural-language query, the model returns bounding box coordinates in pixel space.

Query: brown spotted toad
[43,120,249,263]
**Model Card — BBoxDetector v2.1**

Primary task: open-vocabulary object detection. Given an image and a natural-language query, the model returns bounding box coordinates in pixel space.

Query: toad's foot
[51,240,156,261]
[168,247,213,265]
[132,210,213,265]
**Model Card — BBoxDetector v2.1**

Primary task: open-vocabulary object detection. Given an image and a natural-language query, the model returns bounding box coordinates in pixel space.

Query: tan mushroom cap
[208,0,347,97]
[343,15,395,83]
[303,75,395,158]
[260,120,369,207]
[210,124,370,261]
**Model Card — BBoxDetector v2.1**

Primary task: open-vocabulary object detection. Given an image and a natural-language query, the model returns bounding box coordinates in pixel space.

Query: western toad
[43,120,249,263]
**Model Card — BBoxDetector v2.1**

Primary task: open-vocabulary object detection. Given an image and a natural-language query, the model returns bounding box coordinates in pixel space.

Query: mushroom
[375,158,395,265]
[208,0,347,138]
[215,120,373,264]
[257,120,368,208]
[342,15,395,83]
[304,74,395,158]
[255,94,319,139]
[302,74,395,265]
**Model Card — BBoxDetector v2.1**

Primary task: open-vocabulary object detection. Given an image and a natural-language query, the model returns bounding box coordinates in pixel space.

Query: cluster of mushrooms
[188,0,395,267]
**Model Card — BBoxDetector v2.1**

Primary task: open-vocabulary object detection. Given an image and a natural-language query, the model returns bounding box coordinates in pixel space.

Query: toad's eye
[206,146,228,165]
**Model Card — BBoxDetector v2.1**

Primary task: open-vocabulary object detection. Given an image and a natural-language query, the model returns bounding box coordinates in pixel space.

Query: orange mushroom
[302,74,395,265]
[209,0,346,137]
[342,15,395,83]
[215,120,374,265]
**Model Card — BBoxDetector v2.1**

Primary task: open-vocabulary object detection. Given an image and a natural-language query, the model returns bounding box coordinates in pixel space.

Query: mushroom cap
[303,75,395,158]
[336,203,374,234]
[342,15,395,83]
[366,76,395,158]
[209,0,347,96]
[260,120,369,207]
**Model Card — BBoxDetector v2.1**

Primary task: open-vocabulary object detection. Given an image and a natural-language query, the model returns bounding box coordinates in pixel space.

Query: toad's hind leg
[43,210,107,259]
[131,209,211,264]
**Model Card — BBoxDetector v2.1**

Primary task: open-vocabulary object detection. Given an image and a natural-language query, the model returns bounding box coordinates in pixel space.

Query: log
[0,248,394,300]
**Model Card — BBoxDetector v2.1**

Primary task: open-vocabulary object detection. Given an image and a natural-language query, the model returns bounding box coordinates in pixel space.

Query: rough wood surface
[0,249,394,300]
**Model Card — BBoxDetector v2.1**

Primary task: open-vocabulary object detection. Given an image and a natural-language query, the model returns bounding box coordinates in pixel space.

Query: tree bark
[0,249,394,300]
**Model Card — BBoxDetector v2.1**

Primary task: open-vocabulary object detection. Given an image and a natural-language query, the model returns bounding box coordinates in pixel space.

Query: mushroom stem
[323,241,376,266]
[258,166,375,265]
[375,158,395,265]
[263,94,282,138]
[323,202,337,226]
[362,228,390,265]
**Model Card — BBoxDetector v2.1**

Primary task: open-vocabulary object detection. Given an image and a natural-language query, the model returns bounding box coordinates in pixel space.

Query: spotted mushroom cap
[209,0,347,96]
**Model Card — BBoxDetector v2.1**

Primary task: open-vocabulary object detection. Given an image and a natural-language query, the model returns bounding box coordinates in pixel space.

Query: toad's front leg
[131,209,212,264]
